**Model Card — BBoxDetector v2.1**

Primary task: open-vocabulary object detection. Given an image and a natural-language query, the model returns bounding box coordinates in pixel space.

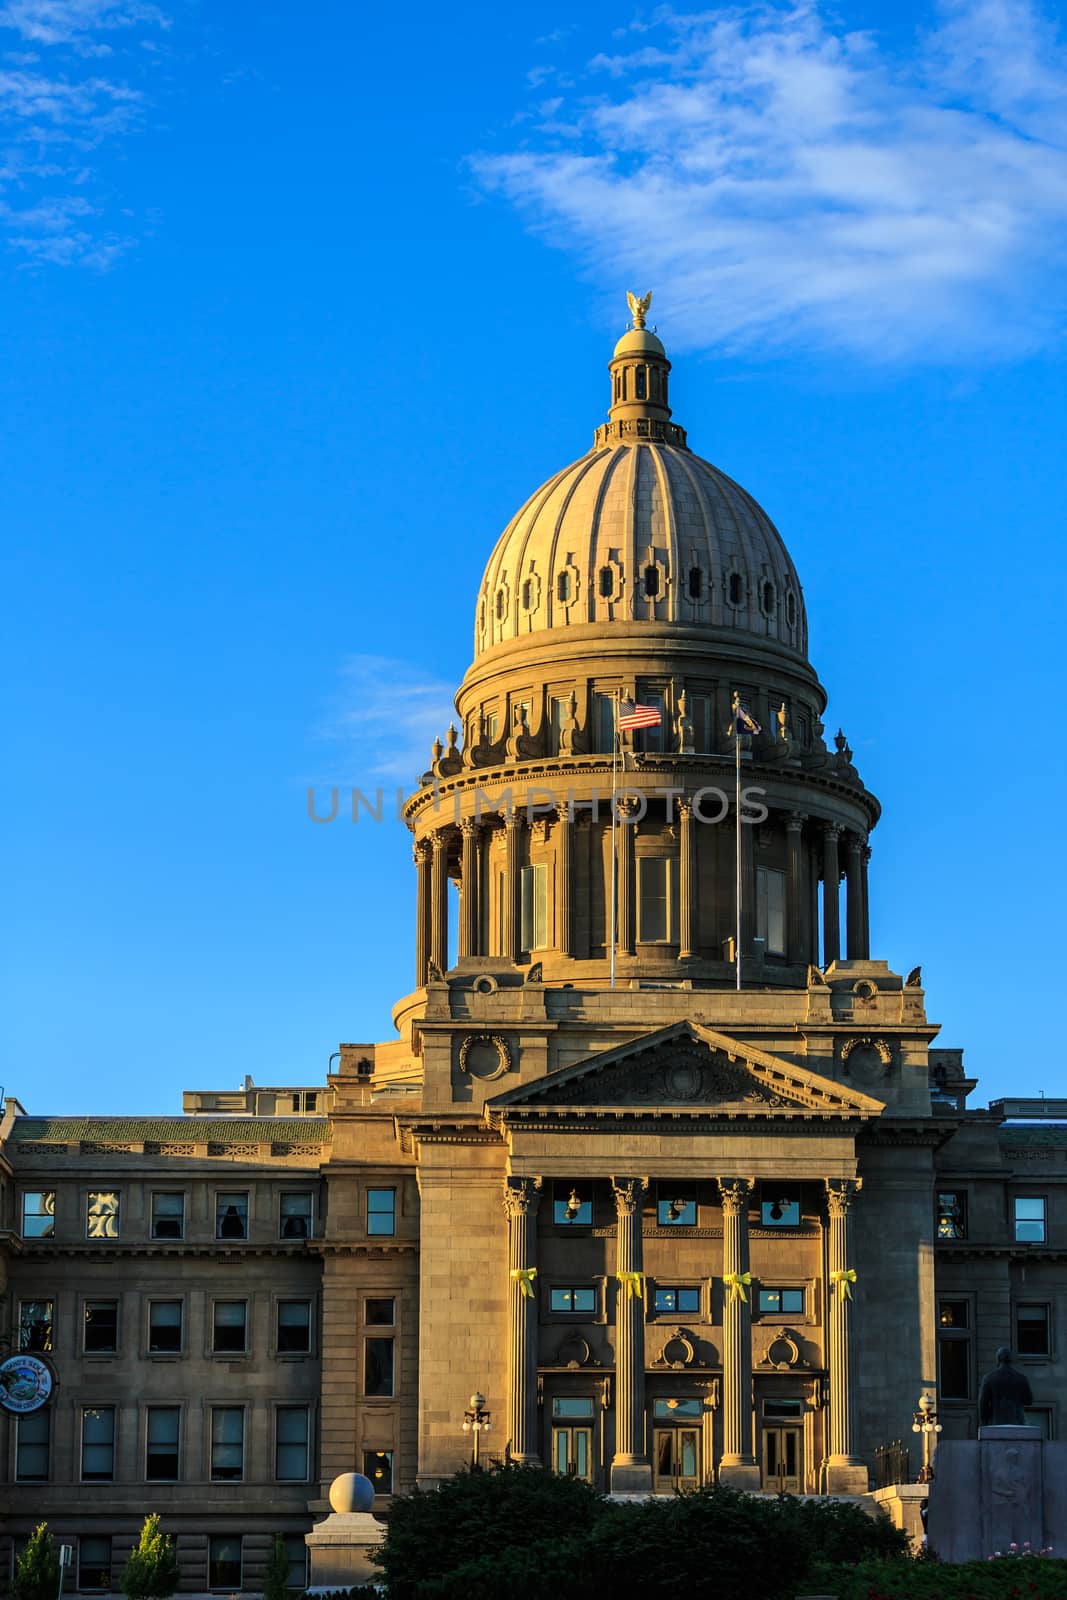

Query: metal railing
[874,1440,910,1488]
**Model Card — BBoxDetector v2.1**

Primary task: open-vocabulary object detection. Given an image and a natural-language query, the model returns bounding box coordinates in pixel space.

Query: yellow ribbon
[510,1267,537,1299]
[617,1271,645,1300]
[831,1268,857,1301]
[724,1271,751,1303]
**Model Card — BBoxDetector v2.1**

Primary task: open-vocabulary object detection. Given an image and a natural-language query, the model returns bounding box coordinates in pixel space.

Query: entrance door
[653,1427,701,1493]
[762,1426,802,1492]
[553,1426,593,1481]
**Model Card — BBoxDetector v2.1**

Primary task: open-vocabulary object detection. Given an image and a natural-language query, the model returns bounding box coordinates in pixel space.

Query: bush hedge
[816,1553,1067,1598]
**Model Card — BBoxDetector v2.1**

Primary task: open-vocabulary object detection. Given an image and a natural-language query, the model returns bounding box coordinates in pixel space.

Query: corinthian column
[678,799,696,960]
[413,839,431,987]
[610,1176,652,1492]
[824,1178,867,1493]
[555,804,573,958]
[615,800,637,957]
[458,818,480,959]
[786,812,807,964]
[861,844,871,960]
[717,1177,760,1488]
[503,813,522,962]
[430,830,449,975]
[845,834,865,960]
[503,1177,542,1465]
[822,823,841,967]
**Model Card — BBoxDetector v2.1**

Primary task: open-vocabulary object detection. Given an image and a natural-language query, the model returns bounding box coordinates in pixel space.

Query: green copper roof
[11,1116,332,1144]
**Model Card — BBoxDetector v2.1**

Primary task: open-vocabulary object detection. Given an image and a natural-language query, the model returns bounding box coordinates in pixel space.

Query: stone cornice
[15,1241,320,1260]
[306,1241,418,1257]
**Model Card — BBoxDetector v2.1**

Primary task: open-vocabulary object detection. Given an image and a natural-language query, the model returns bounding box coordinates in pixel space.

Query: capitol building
[2,299,1063,1592]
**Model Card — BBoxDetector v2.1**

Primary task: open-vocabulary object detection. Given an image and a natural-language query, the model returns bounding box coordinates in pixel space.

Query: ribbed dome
[474,440,808,661]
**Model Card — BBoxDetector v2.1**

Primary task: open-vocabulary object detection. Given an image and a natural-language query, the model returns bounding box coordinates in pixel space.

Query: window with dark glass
[81,1407,115,1481]
[937,1191,967,1240]
[366,1298,395,1326]
[283,1536,308,1591]
[367,1188,396,1237]
[365,1337,395,1397]
[939,1300,969,1328]
[1014,1197,1047,1242]
[938,1300,972,1399]
[756,866,786,955]
[210,1408,244,1481]
[548,697,565,757]
[688,567,703,599]
[78,1538,111,1590]
[653,1398,702,1419]
[520,863,548,952]
[688,692,714,754]
[599,566,614,598]
[151,1192,185,1240]
[146,1406,180,1480]
[658,1194,696,1226]
[761,580,776,615]
[148,1300,182,1353]
[557,571,572,604]
[761,1191,801,1227]
[364,1449,393,1494]
[635,365,647,400]
[213,1301,247,1353]
[728,572,743,606]
[19,1299,52,1352]
[594,693,615,754]
[280,1192,312,1239]
[1016,1304,1051,1356]
[638,856,676,942]
[643,564,659,598]
[84,1300,118,1353]
[215,1192,248,1240]
[275,1406,310,1480]
[758,1288,805,1314]
[16,1412,49,1481]
[277,1299,312,1353]
[21,1191,55,1238]
[653,1286,700,1315]
[550,1286,597,1314]
[208,1536,241,1589]
[786,591,798,627]
[554,1183,592,1225]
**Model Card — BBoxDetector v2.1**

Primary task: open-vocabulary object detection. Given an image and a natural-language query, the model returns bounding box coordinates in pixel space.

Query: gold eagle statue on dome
[627,289,653,329]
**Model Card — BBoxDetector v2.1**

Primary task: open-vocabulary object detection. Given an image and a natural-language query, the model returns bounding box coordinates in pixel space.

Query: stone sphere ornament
[328,1471,376,1514]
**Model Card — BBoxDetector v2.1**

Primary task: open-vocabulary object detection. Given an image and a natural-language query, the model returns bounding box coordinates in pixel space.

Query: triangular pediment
[488,1021,883,1120]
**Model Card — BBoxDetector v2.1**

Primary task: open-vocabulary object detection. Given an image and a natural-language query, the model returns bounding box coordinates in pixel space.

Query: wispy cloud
[474,0,1067,360]
[314,654,458,786]
[0,0,169,265]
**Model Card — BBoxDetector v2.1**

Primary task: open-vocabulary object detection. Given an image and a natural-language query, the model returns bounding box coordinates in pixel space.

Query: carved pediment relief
[554,1042,796,1110]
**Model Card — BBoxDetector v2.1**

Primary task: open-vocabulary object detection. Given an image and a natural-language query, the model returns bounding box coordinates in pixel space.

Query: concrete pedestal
[926,1425,1067,1561]
[305,1511,385,1591]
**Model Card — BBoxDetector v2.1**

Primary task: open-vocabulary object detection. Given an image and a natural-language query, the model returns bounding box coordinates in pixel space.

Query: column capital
[412,838,431,866]
[459,816,481,840]
[863,843,872,864]
[616,796,642,822]
[825,1177,863,1217]
[676,796,694,821]
[786,811,808,833]
[717,1177,755,1215]
[505,811,524,833]
[431,827,449,852]
[611,1176,648,1215]
[554,800,572,825]
[502,1176,542,1219]
[845,830,864,858]
[823,821,843,843]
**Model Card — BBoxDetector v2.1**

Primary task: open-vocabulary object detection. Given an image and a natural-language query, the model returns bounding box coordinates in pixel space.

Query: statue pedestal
[305,1510,385,1591]
[926,1427,1067,1561]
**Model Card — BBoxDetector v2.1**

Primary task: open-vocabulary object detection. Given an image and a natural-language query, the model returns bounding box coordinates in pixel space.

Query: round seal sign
[0,1354,54,1414]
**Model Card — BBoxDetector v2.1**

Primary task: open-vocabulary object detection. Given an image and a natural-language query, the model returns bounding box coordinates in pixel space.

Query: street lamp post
[911,1393,942,1482]
[462,1391,492,1469]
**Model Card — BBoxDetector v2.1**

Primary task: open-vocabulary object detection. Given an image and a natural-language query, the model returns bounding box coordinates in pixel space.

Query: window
[146,1406,180,1480]
[550,1286,597,1314]
[16,1412,49,1481]
[216,1192,248,1239]
[213,1301,247,1353]
[21,1191,55,1238]
[548,697,565,757]
[728,571,744,606]
[658,1195,696,1226]
[485,711,499,743]
[208,1536,242,1590]
[599,566,614,598]
[1014,1197,1047,1242]
[84,1300,118,1354]
[1016,1304,1051,1356]
[688,566,703,600]
[638,856,677,943]
[763,1397,805,1419]
[365,1337,395,1397]
[1023,1409,1053,1438]
[553,1397,595,1418]
[520,862,548,952]
[19,1300,52,1353]
[495,589,505,622]
[210,1408,244,1480]
[288,1091,317,1112]
[635,365,647,400]
[761,580,776,615]
[81,1407,115,1481]
[643,564,659,598]
[758,1288,805,1315]
[280,1192,313,1239]
[557,571,572,604]
[277,1300,312,1353]
[634,689,665,752]
[653,1398,702,1420]
[756,866,786,955]
[653,1287,701,1315]
[275,1406,310,1480]
[151,1192,185,1240]
[367,1188,396,1236]
[761,1190,801,1228]
[283,1536,308,1591]
[938,1300,968,1328]
[521,577,533,610]
[364,1449,393,1494]
[554,1183,591,1225]
[86,1192,120,1240]
[594,693,615,753]
[688,692,714,754]
[937,1191,967,1240]
[938,1299,972,1399]
[366,1298,395,1326]
[78,1539,111,1591]
[148,1301,182,1354]
[786,591,798,628]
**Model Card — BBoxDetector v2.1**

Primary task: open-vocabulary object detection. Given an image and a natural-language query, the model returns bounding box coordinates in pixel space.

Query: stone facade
[1,303,1063,1589]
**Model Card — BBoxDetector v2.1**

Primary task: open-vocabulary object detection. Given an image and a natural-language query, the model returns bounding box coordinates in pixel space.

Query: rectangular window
[554,1183,592,1225]
[1023,1409,1053,1439]
[78,1539,111,1591]
[283,1536,308,1592]
[653,1287,701,1315]
[365,1337,395,1397]
[756,866,786,955]
[15,1411,50,1481]
[213,1301,247,1353]
[635,689,665,752]
[280,1191,313,1238]
[363,1448,393,1494]
[550,1287,597,1314]
[84,1300,118,1354]
[485,711,500,744]
[146,1406,180,1481]
[763,1397,805,1419]
[365,1297,395,1326]
[939,1300,969,1329]
[367,1188,396,1237]
[210,1408,244,1480]
[21,1191,55,1238]
[548,697,565,757]
[638,856,677,943]
[658,1194,696,1227]
[275,1406,310,1481]
[208,1536,242,1590]
[277,1299,312,1353]
[520,862,548,952]
[216,1192,249,1239]
[688,693,714,754]
[1016,1304,1051,1356]
[758,1288,806,1315]
[19,1299,53,1353]
[302,1091,318,1112]
[938,1335,971,1399]
[552,1397,595,1418]
[148,1301,183,1354]
[81,1407,115,1481]
[86,1192,120,1240]
[1014,1197,1047,1243]
[594,693,615,754]
[937,1191,967,1240]
[761,1190,801,1227]
[151,1193,185,1240]
[653,1398,702,1420]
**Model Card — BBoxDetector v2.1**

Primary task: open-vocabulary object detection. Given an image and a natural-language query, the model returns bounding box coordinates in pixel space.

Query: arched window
[635,367,647,400]
[644,565,660,598]
[728,572,743,607]
[688,567,703,600]
[786,591,798,628]
[557,571,571,603]
[762,580,776,615]
[599,566,614,598]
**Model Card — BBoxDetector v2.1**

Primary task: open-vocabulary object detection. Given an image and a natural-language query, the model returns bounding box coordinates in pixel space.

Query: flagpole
[610,692,618,992]
[735,700,742,992]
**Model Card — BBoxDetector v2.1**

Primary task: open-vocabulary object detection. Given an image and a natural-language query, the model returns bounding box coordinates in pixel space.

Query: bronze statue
[627,290,653,329]
[979,1347,1033,1426]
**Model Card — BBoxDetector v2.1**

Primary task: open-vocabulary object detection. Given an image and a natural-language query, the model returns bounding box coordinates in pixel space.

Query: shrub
[13,1524,60,1600]
[818,1553,1067,1598]
[263,1536,291,1600]
[119,1515,180,1600]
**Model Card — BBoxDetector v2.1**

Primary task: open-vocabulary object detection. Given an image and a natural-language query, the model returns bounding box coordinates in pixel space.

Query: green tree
[263,1535,292,1600]
[119,1516,180,1600]
[13,1523,61,1600]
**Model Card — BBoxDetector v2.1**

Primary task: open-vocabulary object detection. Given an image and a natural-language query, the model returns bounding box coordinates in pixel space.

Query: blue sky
[3,0,1065,1114]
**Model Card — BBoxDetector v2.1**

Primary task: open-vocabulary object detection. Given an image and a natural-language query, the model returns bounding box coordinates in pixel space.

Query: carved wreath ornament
[458,1034,512,1081]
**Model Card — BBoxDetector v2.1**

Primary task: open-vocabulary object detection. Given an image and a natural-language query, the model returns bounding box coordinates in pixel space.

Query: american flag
[617,699,662,732]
